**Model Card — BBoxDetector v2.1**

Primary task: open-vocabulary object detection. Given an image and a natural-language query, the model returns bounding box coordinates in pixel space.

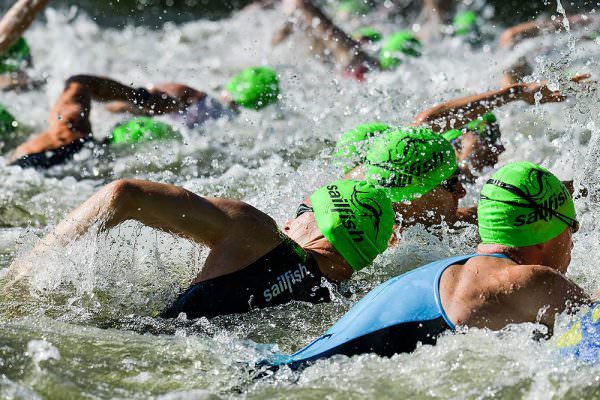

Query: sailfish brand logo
[387,150,446,188]
[325,184,384,242]
[263,263,309,302]
[374,136,449,188]
[511,170,571,226]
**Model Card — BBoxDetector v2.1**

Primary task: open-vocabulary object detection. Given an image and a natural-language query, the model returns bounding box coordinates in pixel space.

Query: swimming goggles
[480,179,580,234]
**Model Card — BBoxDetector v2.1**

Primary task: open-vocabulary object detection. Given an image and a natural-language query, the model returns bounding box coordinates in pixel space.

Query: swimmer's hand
[518,74,593,105]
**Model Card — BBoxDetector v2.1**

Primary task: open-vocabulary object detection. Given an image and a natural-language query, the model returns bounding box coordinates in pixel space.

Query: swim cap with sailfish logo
[225,67,280,110]
[379,31,421,70]
[478,162,577,247]
[364,127,457,202]
[334,122,392,173]
[310,180,394,272]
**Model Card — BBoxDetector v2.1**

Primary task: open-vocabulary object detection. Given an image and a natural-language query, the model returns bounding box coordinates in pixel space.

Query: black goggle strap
[481,179,578,228]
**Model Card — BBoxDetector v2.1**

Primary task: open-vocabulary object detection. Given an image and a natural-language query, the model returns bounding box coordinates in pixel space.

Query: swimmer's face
[459,131,505,172]
[542,227,573,273]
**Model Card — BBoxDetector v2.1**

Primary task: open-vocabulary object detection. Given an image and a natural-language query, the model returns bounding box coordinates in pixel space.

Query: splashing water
[0,2,600,398]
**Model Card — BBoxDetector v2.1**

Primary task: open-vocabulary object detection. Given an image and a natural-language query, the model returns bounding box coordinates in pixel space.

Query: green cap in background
[311,179,394,271]
[453,11,478,36]
[352,27,383,43]
[225,67,280,110]
[0,103,17,135]
[478,162,576,247]
[442,113,500,143]
[0,37,31,74]
[379,31,421,70]
[110,117,180,144]
[364,127,457,201]
[338,0,372,15]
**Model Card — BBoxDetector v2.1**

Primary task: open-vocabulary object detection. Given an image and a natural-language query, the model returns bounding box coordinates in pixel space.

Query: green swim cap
[352,27,383,43]
[338,0,371,14]
[466,112,496,132]
[442,129,462,142]
[311,179,394,271]
[0,103,17,135]
[453,11,477,36]
[379,31,422,70]
[442,113,500,143]
[334,122,392,173]
[478,162,576,247]
[0,37,31,74]
[110,117,180,144]
[364,127,457,202]
[225,67,280,110]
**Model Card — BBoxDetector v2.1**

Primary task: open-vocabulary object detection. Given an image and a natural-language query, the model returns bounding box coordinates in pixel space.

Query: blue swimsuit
[267,253,509,368]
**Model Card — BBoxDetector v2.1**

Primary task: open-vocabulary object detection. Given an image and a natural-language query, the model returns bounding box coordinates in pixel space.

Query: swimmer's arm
[5,180,231,284]
[507,266,591,330]
[0,0,49,54]
[413,75,591,132]
[500,14,593,48]
[413,84,524,132]
[281,0,377,70]
[66,75,183,115]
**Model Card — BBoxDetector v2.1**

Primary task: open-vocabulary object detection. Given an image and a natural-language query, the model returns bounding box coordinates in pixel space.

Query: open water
[0,1,600,398]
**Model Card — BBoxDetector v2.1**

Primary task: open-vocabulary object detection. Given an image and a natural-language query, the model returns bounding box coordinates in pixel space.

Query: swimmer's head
[311,179,394,271]
[478,162,577,254]
[453,11,478,36]
[443,113,505,172]
[352,27,383,44]
[379,31,422,70]
[338,0,373,16]
[224,67,280,110]
[0,103,17,135]
[334,122,392,173]
[363,127,458,202]
[0,37,31,74]
[109,117,180,144]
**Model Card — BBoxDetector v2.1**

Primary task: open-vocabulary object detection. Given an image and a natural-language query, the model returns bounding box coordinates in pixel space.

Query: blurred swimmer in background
[6,68,280,169]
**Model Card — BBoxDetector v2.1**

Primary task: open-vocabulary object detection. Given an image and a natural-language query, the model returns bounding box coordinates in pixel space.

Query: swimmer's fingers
[520,82,566,104]
[570,73,592,83]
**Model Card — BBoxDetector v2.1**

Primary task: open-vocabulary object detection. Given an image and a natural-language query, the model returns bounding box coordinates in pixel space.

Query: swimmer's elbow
[102,179,142,218]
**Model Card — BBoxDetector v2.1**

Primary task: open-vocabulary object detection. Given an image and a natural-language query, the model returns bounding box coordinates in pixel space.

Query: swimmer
[5,179,394,319]
[414,75,591,176]
[273,0,378,79]
[335,125,471,227]
[5,180,394,318]
[266,162,590,368]
[441,112,504,182]
[6,68,280,169]
[0,0,49,91]
[334,75,588,207]
[5,126,464,318]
